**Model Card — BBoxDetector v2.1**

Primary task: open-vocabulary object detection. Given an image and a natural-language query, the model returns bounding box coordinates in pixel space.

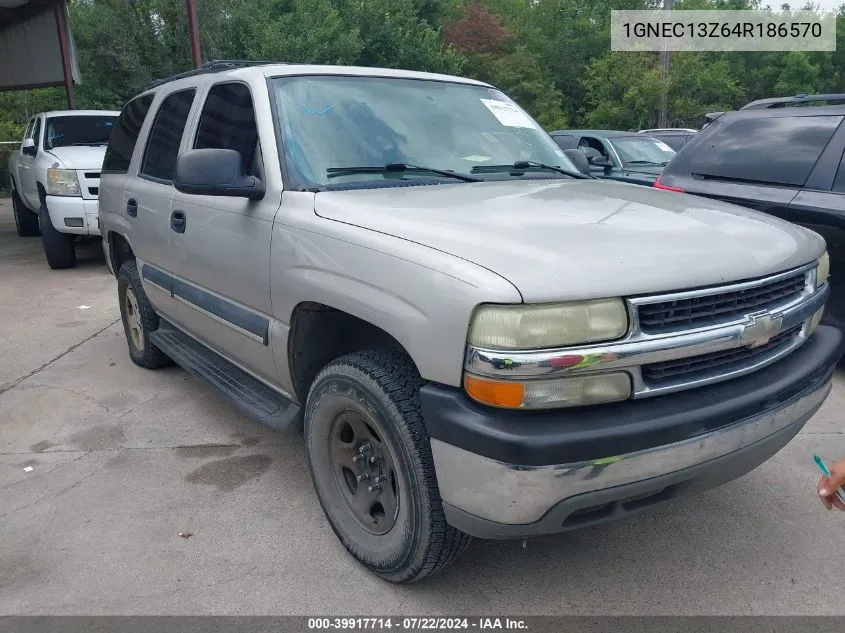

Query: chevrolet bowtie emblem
[739,312,783,348]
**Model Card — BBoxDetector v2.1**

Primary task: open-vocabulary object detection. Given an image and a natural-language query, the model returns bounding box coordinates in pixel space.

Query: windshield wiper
[470,160,590,179]
[326,163,481,183]
[71,142,108,146]
[626,160,666,166]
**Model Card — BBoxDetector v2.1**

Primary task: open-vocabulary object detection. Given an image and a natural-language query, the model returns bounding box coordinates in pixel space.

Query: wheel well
[108,233,135,277]
[288,302,414,402]
[37,183,46,205]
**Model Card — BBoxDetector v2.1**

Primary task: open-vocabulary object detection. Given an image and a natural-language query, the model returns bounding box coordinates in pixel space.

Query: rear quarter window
[103,94,154,173]
[690,115,843,187]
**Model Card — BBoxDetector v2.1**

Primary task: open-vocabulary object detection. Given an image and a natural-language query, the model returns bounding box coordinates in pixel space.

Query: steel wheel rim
[124,287,145,352]
[328,409,400,535]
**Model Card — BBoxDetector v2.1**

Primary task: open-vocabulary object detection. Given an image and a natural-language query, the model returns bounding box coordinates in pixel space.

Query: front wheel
[117,260,172,369]
[304,350,471,583]
[39,202,75,269]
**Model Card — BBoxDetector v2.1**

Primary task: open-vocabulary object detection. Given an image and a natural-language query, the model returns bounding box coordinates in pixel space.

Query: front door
[19,116,41,209]
[166,81,281,385]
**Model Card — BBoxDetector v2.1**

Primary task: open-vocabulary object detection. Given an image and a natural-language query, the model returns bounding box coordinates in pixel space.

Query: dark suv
[656,101,845,326]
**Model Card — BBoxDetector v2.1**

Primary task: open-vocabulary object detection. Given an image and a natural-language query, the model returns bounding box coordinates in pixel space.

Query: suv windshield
[44,115,117,150]
[271,75,577,187]
[611,136,676,166]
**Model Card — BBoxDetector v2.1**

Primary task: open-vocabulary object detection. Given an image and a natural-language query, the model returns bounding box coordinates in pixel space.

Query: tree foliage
[1,0,845,144]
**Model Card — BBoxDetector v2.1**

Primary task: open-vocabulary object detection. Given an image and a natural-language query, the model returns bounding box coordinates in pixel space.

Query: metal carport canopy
[0,0,80,106]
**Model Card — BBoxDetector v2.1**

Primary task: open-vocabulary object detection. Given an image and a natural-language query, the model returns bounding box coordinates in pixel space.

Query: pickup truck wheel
[305,350,471,583]
[12,191,40,237]
[39,202,76,269]
[117,260,172,369]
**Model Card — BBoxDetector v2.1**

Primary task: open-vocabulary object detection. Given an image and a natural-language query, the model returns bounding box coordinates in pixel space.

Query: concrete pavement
[1,197,845,615]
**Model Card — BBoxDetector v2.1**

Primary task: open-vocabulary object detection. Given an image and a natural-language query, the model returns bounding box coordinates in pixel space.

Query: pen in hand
[814,454,845,510]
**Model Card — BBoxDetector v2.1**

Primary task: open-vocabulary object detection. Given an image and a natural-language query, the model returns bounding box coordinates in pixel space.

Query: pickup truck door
[166,81,281,385]
[19,116,41,209]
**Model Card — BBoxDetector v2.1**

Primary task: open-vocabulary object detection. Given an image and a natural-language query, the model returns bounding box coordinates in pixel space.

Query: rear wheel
[39,202,76,269]
[304,350,471,583]
[12,191,40,237]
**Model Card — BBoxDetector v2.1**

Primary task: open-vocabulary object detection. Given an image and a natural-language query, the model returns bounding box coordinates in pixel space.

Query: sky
[800,0,843,10]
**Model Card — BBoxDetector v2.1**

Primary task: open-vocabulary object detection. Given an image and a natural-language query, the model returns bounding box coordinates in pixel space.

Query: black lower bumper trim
[421,325,844,466]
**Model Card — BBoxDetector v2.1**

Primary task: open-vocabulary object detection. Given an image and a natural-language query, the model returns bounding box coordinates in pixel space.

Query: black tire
[39,202,76,269]
[117,260,173,369]
[12,190,40,237]
[304,350,471,583]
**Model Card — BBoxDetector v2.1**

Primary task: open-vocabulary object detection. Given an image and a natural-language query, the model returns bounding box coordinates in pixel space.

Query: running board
[150,323,303,433]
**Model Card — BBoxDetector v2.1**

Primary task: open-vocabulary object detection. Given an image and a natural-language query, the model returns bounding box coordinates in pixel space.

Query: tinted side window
[141,89,196,182]
[691,115,843,187]
[103,95,154,173]
[552,135,577,150]
[833,148,845,193]
[194,83,259,174]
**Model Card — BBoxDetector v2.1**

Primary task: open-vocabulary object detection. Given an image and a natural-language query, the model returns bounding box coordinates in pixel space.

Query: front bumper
[423,325,844,539]
[45,195,100,236]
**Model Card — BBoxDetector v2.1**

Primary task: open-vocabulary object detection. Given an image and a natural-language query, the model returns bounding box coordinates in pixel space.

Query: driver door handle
[170,209,186,233]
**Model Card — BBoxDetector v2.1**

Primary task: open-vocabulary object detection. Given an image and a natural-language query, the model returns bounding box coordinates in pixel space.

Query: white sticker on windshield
[480,99,536,129]
[654,140,675,152]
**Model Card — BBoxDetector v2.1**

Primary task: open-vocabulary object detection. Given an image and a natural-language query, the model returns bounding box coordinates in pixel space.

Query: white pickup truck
[7,109,119,268]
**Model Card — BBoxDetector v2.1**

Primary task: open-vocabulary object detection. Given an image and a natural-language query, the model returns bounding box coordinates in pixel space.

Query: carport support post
[186,0,202,68]
[54,1,77,109]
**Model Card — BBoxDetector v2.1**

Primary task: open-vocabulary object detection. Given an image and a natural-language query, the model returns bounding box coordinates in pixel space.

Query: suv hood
[314,180,824,303]
[45,145,107,170]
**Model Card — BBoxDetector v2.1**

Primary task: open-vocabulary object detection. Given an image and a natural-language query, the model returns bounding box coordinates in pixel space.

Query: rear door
[100,94,156,242]
[124,87,197,319]
[788,133,845,325]
[166,80,280,384]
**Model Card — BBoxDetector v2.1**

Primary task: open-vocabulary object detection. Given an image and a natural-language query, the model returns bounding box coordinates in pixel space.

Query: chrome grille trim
[637,273,806,333]
[464,263,827,399]
[630,263,814,334]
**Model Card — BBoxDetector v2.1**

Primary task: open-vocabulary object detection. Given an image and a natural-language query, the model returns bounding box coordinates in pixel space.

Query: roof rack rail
[740,93,845,110]
[144,59,284,90]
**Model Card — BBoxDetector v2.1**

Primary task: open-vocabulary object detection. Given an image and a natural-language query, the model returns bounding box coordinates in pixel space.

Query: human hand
[818,459,845,511]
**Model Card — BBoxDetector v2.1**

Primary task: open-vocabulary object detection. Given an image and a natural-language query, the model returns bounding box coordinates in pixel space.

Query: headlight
[464,372,632,409]
[46,168,81,196]
[817,251,830,287]
[467,299,628,349]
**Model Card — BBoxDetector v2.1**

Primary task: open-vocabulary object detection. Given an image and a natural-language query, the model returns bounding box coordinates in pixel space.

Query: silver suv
[99,61,842,583]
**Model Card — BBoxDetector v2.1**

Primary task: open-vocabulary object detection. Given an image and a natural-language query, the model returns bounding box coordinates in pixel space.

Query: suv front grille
[641,324,801,385]
[637,271,806,333]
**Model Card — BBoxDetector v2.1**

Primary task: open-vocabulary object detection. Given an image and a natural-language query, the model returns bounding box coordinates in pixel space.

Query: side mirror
[563,149,591,176]
[588,154,613,168]
[174,148,264,200]
[22,138,36,156]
